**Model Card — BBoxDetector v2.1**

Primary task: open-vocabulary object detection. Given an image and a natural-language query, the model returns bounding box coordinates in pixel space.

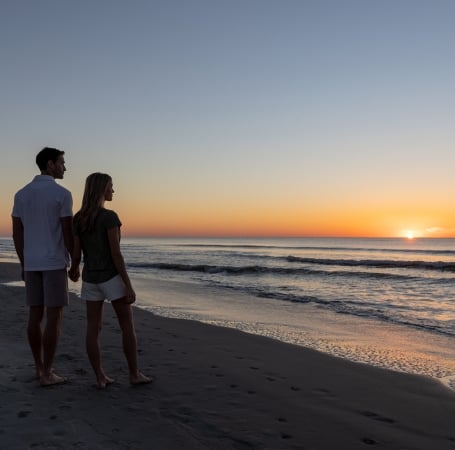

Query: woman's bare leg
[112,298,152,385]
[86,300,114,389]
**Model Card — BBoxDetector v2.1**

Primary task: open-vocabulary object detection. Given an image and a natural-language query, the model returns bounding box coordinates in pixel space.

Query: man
[12,147,74,386]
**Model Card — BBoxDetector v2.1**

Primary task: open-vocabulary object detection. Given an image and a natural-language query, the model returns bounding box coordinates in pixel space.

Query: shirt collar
[33,175,55,182]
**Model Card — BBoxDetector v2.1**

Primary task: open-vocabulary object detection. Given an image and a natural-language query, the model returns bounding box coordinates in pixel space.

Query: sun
[400,228,419,239]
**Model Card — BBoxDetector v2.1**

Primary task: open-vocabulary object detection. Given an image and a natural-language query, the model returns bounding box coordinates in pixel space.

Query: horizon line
[1,234,455,240]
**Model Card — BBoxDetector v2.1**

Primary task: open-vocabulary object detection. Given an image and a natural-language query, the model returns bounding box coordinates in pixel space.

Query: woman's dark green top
[75,208,122,283]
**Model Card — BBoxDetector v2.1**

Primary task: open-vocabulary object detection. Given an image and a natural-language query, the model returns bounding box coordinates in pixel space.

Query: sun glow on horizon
[401,229,426,239]
[406,231,415,240]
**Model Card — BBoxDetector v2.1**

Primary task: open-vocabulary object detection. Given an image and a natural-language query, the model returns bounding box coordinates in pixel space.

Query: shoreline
[0,260,455,391]
[5,260,455,386]
[130,273,455,387]
[2,261,455,448]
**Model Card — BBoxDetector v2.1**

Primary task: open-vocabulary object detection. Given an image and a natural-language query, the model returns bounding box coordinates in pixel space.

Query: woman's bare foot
[96,375,115,390]
[40,372,66,387]
[130,372,153,385]
[36,367,55,379]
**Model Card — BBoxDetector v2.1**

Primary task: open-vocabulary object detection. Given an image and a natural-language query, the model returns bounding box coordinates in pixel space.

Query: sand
[1,261,455,450]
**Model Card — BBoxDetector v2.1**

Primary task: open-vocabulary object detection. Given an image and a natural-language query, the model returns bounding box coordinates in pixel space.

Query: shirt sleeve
[11,192,22,218]
[60,189,73,217]
[104,210,122,229]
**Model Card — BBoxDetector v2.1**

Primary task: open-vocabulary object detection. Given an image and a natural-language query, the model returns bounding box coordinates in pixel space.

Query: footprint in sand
[53,428,67,437]
[313,387,336,398]
[208,365,225,378]
[361,410,395,424]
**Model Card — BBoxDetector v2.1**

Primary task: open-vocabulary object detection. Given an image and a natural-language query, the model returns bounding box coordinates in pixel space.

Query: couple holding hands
[12,147,152,388]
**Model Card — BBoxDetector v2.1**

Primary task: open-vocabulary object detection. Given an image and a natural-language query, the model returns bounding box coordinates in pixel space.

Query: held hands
[67,266,135,304]
[68,266,80,282]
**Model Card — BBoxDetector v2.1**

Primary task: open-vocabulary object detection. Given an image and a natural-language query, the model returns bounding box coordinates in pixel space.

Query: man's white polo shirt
[12,175,73,271]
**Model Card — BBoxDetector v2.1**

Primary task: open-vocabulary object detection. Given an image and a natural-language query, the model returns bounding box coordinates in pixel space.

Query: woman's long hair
[74,172,112,233]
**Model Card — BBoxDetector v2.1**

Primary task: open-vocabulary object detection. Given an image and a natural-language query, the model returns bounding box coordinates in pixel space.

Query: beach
[2,261,455,450]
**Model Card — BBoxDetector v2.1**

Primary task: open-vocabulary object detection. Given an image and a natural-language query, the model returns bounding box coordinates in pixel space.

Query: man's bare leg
[27,305,45,378]
[40,306,65,386]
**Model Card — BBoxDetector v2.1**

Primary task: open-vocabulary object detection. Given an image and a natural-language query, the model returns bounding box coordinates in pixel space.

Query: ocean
[2,236,455,386]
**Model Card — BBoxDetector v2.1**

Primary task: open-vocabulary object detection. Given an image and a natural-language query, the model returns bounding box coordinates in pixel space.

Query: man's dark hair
[36,147,65,171]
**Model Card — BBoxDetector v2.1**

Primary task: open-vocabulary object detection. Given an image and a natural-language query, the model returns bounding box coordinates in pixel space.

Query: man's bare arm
[60,216,74,259]
[68,234,81,282]
[12,216,24,266]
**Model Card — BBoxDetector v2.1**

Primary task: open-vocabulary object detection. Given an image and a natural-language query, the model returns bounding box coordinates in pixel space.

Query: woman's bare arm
[107,226,135,303]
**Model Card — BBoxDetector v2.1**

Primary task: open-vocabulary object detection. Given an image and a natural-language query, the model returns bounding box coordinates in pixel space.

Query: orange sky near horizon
[101,197,455,239]
[1,160,454,240]
[1,165,455,240]
[2,196,455,239]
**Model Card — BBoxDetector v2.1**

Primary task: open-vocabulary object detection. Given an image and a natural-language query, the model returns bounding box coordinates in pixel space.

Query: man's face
[49,155,66,179]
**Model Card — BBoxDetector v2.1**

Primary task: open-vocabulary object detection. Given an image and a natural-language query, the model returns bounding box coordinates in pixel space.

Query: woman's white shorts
[81,274,126,302]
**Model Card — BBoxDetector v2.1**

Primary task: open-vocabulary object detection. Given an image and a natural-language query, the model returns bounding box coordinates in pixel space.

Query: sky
[1,0,455,238]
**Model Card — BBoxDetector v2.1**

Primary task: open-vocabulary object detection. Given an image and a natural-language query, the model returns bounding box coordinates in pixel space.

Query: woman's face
[104,180,114,202]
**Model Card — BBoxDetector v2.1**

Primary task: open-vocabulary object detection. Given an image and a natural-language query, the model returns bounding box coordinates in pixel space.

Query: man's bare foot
[40,372,66,387]
[96,375,115,390]
[130,372,153,385]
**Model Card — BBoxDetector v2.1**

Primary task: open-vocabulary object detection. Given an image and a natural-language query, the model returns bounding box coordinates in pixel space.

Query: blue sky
[2,0,455,237]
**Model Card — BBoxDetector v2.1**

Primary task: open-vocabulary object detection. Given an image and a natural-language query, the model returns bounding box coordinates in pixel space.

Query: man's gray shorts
[24,269,69,307]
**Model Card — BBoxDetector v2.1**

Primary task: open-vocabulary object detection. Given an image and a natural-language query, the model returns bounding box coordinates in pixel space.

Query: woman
[69,173,152,389]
